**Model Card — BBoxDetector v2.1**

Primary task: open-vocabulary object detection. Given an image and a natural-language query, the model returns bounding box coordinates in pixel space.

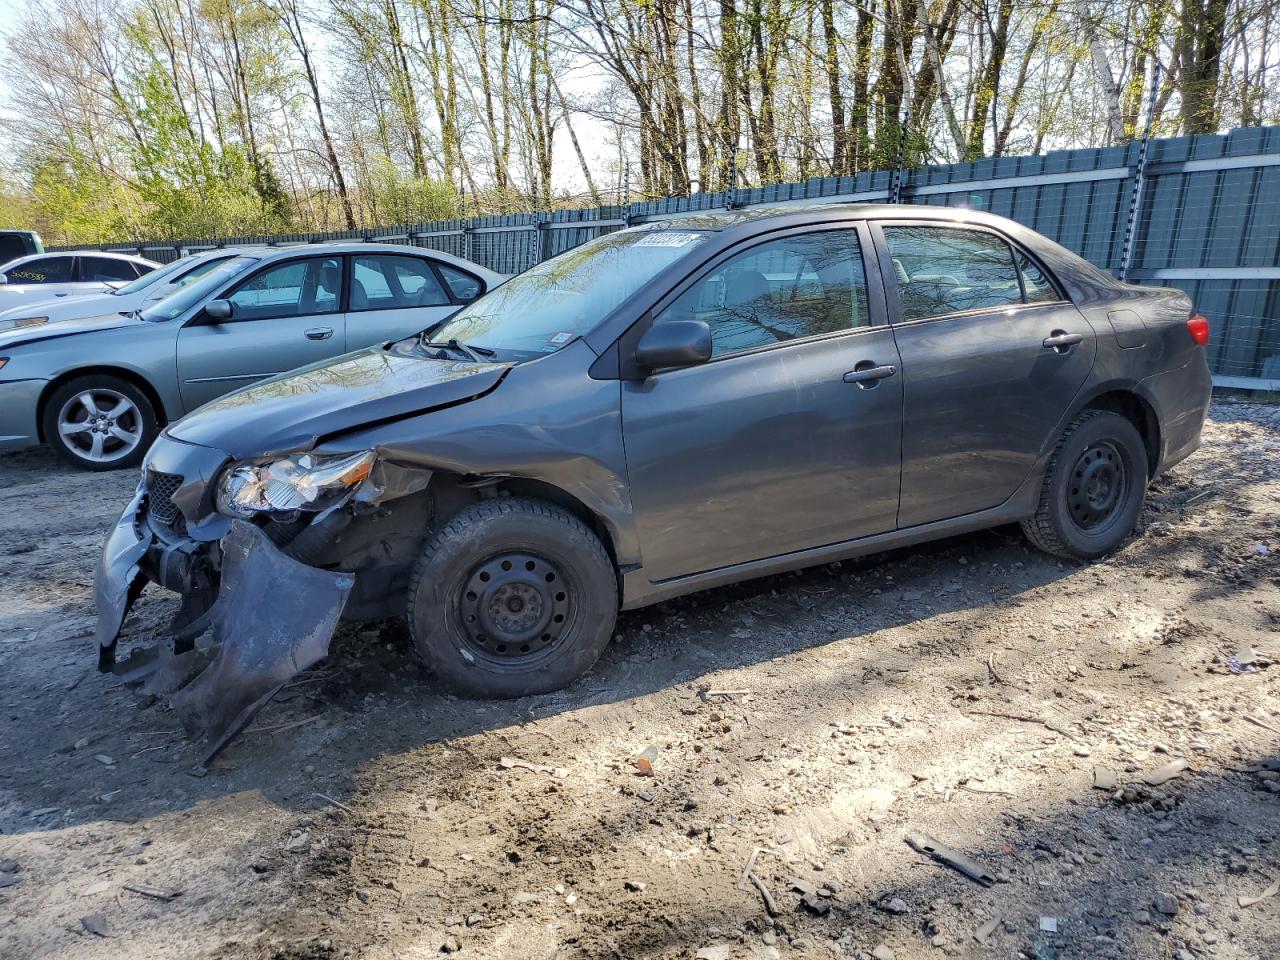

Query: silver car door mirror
[204,299,234,322]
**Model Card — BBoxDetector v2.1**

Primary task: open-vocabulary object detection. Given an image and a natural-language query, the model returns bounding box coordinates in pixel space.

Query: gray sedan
[94,203,1213,759]
[0,242,502,469]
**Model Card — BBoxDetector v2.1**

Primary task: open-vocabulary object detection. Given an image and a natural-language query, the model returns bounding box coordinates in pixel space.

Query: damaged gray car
[95,204,1213,761]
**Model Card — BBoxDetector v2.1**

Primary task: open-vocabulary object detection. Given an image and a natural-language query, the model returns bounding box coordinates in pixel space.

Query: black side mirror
[634,319,712,372]
[205,299,233,321]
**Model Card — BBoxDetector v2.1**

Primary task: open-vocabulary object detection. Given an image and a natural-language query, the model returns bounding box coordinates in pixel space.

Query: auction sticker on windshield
[634,232,703,247]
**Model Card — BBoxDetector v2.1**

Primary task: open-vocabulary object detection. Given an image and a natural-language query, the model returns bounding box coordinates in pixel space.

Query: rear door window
[352,255,450,310]
[882,226,1026,321]
[8,256,73,284]
[82,256,144,282]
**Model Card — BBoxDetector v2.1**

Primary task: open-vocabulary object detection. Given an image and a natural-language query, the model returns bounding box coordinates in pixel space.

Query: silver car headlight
[215,451,375,519]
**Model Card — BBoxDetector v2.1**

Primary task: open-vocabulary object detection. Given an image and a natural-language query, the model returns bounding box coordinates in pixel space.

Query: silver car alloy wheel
[57,388,142,463]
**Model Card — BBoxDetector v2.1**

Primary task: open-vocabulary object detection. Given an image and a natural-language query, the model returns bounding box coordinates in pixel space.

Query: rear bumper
[0,378,47,453]
[1141,357,1212,475]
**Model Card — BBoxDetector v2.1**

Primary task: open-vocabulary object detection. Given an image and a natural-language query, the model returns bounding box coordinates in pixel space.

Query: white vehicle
[0,250,244,331]
[0,251,159,312]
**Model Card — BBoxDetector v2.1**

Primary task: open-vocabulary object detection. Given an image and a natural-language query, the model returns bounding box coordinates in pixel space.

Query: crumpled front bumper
[93,445,355,764]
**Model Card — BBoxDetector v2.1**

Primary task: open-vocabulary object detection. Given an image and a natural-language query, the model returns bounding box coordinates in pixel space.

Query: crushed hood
[0,309,142,347]
[167,346,512,458]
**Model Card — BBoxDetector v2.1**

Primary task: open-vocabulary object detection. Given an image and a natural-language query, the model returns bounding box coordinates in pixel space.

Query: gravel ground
[0,400,1277,960]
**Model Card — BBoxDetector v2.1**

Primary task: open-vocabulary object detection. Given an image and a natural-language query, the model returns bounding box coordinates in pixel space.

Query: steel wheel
[56,388,143,464]
[1067,440,1126,531]
[458,552,571,662]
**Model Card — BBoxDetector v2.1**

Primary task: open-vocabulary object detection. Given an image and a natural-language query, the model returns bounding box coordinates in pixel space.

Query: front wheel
[407,497,618,698]
[1021,409,1149,561]
[41,375,159,471]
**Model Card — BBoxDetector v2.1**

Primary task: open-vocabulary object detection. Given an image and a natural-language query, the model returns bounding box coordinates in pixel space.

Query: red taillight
[1187,313,1210,346]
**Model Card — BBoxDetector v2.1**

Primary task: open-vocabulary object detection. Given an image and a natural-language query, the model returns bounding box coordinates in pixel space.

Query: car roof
[9,250,157,265]
[641,201,1016,233]
[245,241,503,280]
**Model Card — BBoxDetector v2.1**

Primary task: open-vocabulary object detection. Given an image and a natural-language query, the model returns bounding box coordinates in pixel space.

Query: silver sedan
[0,248,247,332]
[0,242,503,469]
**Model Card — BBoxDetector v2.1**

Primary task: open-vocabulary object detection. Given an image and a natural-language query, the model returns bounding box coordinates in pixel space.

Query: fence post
[535,213,550,264]
[1120,61,1161,281]
[462,220,475,263]
[890,108,911,204]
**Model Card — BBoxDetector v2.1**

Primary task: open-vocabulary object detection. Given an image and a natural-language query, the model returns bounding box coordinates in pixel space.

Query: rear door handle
[304,326,334,341]
[843,363,897,386]
[1042,331,1084,351]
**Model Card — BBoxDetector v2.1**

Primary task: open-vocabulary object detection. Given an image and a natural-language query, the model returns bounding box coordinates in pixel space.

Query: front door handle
[304,326,334,341]
[843,363,897,387]
[1042,331,1084,352]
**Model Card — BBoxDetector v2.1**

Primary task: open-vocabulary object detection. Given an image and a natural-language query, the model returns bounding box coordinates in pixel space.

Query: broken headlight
[215,451,375,519]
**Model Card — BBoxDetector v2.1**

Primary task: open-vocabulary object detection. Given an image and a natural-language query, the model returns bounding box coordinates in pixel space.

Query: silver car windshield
[430,228,710,358]
[111,256,198,296]
[140,255,260,322]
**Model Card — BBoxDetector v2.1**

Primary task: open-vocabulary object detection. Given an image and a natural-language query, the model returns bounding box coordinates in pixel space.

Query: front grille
[145,469,183,527]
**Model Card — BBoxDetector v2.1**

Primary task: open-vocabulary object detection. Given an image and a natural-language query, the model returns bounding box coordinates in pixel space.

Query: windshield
[140,255,259,321]
[430,227,710,358]
[112,253,231,297]
[111,256,193,296]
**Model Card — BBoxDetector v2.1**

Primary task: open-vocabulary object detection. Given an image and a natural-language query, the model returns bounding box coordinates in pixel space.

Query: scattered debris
[1244,715,1280,734]
[93,754,114,766]
[1038,916,1058,933]
[498,756,566,777]
[623,880,646,892]
[748,871,778,916]
[905,833,996,886]
[632,744,658,777]
[284,832,312,854]
[986,652,1009,684]
[871,945,895,960]
[314,792,355,814]
[966,709,1077,741]
[80,914,111,937]
[876,896,910,915]
[1238,878,1279,908]
[123,883,182,902]
[700,689,751,700]
[974,913,1002,943]
[695,947,731,960]
[81,880,111,896]
[1143,759,1189,786]
[1092,768,1117,790]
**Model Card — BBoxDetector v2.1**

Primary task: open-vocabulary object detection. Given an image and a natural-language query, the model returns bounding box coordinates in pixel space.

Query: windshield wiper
[418,336,496,362]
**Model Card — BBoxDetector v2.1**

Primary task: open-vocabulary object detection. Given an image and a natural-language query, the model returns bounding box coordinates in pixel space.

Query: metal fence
[51,124,1280,390]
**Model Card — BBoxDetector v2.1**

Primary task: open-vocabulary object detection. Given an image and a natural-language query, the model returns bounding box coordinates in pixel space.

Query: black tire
[41,375,159,471]
[407,497,618,698]
[1021,409,1149,561]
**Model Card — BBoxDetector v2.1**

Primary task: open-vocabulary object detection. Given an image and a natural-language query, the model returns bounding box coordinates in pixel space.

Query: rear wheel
[407,497,617,698]
[41,375,158,471]
[1021,409,1148,561]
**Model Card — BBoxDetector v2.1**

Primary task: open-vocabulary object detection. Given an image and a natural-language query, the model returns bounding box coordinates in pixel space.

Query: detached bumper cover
[95,504,352,763]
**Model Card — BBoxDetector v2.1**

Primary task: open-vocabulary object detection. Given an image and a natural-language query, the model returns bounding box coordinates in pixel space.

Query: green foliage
[366,157,460,223]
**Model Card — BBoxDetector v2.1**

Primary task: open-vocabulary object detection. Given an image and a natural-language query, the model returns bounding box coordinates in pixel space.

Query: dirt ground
[0,400,1277,960]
